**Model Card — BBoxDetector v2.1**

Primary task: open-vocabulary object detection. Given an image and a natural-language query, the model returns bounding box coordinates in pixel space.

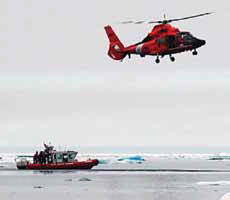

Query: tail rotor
[104,25,126,61]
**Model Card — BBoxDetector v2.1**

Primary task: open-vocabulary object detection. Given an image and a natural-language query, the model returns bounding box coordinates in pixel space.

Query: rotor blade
[134,21,145,24]
[168,12,213,23]
[120,21,134,24]
[148,20,163,24]
[120,20,145,24]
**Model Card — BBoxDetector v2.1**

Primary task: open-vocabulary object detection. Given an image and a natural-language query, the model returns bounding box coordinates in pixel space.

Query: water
[1,146,230,170]
[1,146,230,200]
[0,170,229,200]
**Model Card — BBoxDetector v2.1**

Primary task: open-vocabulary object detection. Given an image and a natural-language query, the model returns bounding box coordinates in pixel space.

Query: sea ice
[220,193,230,200]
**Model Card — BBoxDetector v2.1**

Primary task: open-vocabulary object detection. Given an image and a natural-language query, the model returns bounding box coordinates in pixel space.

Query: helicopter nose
[200,39,206,46]
[195,39,206,47]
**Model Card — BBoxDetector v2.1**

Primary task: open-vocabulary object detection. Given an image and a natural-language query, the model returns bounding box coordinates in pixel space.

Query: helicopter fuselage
[126,24,205,56]
[104,23,206,63]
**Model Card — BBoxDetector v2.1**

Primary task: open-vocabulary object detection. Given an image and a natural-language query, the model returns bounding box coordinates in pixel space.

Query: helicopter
[104,12,212,63]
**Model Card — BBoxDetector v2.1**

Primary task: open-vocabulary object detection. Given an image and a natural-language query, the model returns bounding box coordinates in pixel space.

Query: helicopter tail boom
[104,25,126,60]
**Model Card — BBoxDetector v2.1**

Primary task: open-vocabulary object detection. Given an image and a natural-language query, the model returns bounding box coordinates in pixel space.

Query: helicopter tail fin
[104,25,126,60]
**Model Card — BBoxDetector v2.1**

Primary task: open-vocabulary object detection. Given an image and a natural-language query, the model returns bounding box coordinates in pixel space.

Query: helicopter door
[157,38,166,47]
[166,35,176,48]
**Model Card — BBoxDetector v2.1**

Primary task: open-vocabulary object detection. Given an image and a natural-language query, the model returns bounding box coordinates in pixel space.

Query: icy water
[0,167,230,200]
[1,146,230,200]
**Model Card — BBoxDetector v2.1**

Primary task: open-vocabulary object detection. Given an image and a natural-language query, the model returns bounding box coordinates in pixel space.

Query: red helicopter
[104,13,212,63]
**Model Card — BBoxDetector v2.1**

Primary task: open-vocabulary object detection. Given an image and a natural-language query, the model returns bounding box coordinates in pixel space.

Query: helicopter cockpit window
[179,32,194,44]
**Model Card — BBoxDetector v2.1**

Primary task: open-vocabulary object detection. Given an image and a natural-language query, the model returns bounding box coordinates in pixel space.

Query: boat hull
[17,159,99,170]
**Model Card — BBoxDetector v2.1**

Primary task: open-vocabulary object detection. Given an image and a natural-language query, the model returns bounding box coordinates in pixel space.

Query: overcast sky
[0,0,230,147]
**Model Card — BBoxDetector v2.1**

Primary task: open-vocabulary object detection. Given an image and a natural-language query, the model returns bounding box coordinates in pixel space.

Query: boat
[16,144,99,170]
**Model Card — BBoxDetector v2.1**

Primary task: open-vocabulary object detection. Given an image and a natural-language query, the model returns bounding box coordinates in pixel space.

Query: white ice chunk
[220,193,230,200]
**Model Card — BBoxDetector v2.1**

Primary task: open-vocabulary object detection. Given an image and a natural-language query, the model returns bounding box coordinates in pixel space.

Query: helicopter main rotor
[121,12,213,25]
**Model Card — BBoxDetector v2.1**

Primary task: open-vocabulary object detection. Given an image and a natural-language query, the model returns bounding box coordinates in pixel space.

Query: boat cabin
[53,151,77,163]
[48,151,78,163]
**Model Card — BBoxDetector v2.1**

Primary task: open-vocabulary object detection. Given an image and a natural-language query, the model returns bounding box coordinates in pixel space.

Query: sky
[0,0,230,148]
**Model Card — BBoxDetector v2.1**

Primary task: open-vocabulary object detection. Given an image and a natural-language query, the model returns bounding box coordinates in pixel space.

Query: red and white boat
[16,144,99,170]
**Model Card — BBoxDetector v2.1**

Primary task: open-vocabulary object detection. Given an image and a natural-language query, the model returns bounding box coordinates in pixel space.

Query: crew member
[38,151,45,164]
[33,151,39,164]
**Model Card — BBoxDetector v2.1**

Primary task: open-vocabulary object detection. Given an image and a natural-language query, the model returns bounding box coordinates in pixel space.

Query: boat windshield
[54,151,77,163]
